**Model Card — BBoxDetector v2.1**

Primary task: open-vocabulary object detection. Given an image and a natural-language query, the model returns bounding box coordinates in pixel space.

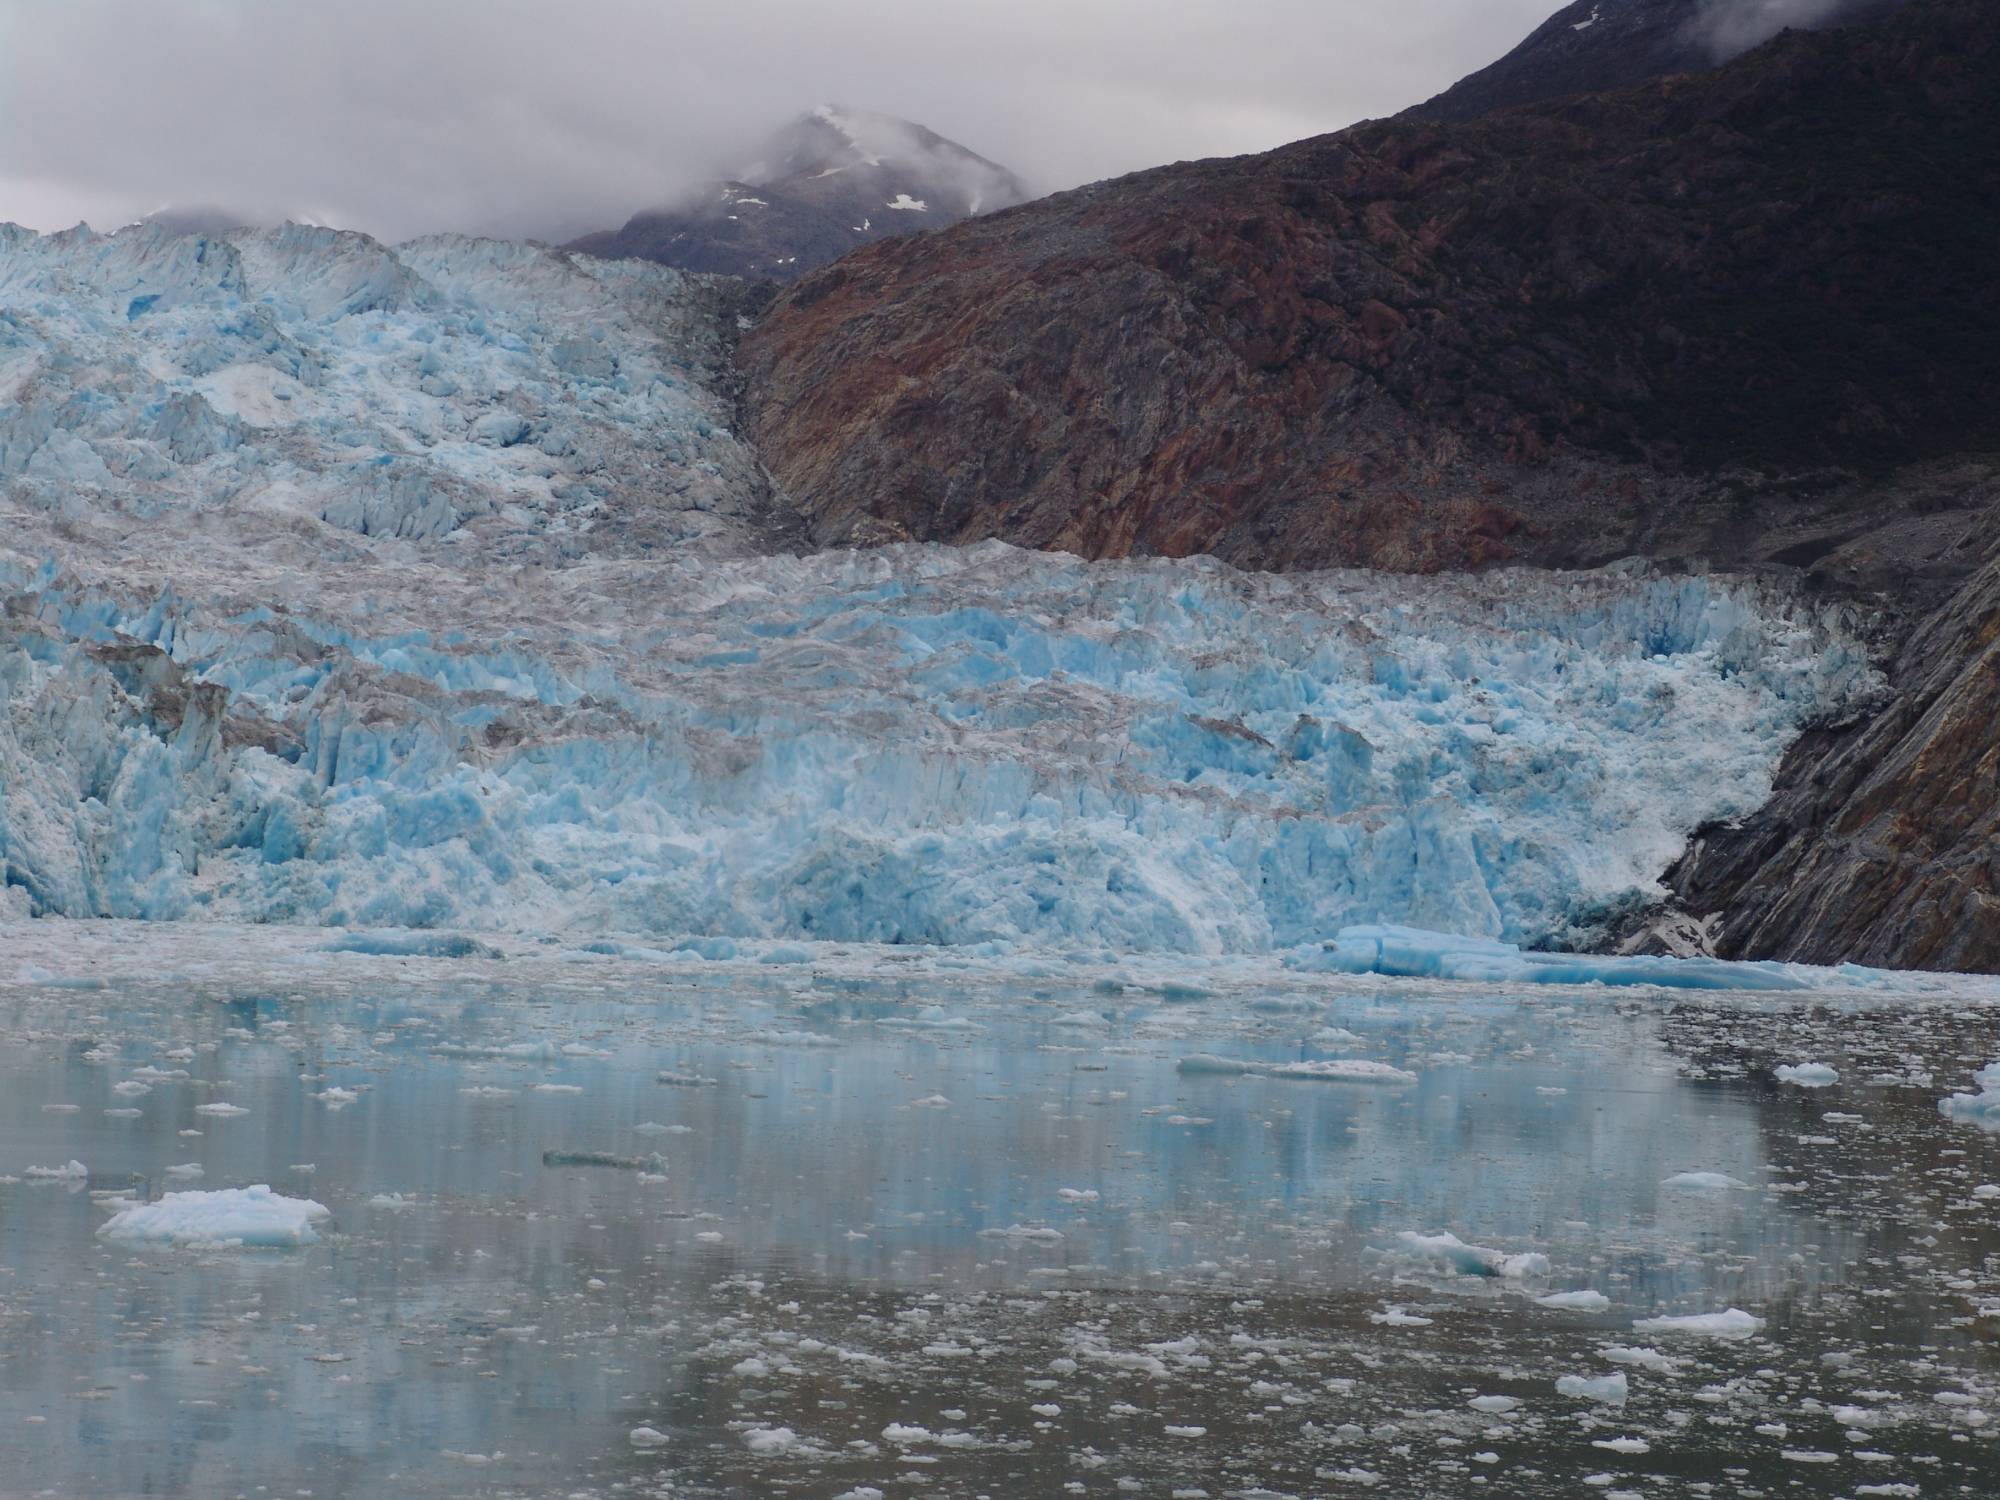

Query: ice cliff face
[0,221,1878,953]
[0,221,775,557]
[0,536,1874,949]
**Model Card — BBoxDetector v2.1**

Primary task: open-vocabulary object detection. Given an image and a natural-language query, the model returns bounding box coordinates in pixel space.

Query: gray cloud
[0,0,1556,244]
[1689,0,1898,62]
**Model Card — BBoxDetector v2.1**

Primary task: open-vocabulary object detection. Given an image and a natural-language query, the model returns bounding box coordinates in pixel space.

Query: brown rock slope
[1671,538,2000,972]
[740,0,1999,575]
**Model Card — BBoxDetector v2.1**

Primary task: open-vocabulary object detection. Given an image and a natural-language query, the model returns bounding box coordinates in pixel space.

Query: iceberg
[97,1184,330,1247]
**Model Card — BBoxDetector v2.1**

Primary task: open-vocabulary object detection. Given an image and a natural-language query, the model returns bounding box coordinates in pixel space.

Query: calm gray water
[3,962,1998,1498]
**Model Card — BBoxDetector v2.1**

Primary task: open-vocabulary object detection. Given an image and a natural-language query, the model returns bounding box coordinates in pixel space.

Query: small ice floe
[1939,1063,2000,1130]
[164,1163,204,1179]
[1057,1188,1100,1204]
[193,1102,248,1118]
[98,1185,329,1247]
[314,1087,359,1106]
[367,1193,418,1210]
[531,1083,584,1095]
[1631,1308,1763,1339]
[1775,1063,1838,1088]
[1538,1290,1611,1313]
[1050,1010,1110,1029]
[434,1039,558,1060]
[741,1425,801,1454]
[1591,1436,1650,1455]
[633,1121,692,1136]
[1467,1395,1519,1414]
[110,1080,152,1097]
[1177,1054,1415,1085]
[629,1425,669,1448]
[1602,1345,1679,1372]
[1661,1171,1750,1191]
[1395,1230,1549,1279]
[1556,1371,1629,1405]
[978,1224,1064,1242]
[24,1160,88,1182]
[657,1070,718,1088]
[1370,1307,1433,1327]
[906,1094,952,1108]
[743,1029,840,1048]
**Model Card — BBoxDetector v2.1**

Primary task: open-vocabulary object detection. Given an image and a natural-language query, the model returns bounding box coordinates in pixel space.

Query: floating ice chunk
[1288,925,1824,992]
[1266,1059,1416,1085]
[1164,1423,1209,1436]
[193,1102,249,1117]
[541,1149,666,1171]
[164,1163,204,1178]
[531,1083,585,1095]
[24,1160,88,1181]
[367,1193,418,1210]
[657,1070,718,1087]
[1057,1188,1100,1204]
[1661,1171,1750,1191]
[1467,1395,1519,1413]
[1591,1436,1650,1454]
[1631,1308,1764,1339]
[629,1426,668,1448]
[978,1224,1064,1242]
[324,932,502,961]
[741,1425,799,1454]
[434,1040,559,1060]
[1775,1062,1838,1088]
[314,1087,359,1105]
[1177,1054,1415,1084]
[1601,1345,1678,1372]
[1370,1307,1433,1327]
[1557,1371,1630,1405]
[882,1423,934,1444]
[1539,1290,1611,1313]
[98,1185,329,1247]
[1051,1010,1110,1029]
[1395,1230,1549,1279]
[1939,1063,2000,1130]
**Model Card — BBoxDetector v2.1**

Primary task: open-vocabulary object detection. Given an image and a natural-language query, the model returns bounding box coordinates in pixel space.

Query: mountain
[736,0,2000,969]
[1410,0,1917,122]
[565,106,1032,282]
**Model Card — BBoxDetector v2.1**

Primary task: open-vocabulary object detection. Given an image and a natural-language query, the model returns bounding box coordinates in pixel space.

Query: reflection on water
[2,967,1997,1497]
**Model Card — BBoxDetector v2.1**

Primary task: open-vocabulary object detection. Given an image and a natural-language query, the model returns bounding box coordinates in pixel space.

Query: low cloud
[0,0,1554,243]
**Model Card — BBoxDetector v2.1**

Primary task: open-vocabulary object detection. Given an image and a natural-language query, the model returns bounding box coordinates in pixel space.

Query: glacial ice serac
[0,221,1877,955]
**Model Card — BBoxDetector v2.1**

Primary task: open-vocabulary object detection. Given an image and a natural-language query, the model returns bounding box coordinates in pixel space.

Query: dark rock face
[1670,523,2000,972]
[741,0,1998,575]
[567,107,1032,282]
[1410,0,1915,123]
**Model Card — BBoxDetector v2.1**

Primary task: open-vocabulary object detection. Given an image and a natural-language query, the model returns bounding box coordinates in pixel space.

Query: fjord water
[4,940,1999,1499]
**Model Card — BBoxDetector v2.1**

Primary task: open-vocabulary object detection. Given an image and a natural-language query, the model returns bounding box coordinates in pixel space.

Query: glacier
[0,220,1882,957]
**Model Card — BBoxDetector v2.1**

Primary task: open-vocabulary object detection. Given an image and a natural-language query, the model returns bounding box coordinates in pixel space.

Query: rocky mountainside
[567,107,1032,282]
[1410,0,1915,122]
[740,0,1996,574]
[737,0,2000,971]
[1668,534,2000,972]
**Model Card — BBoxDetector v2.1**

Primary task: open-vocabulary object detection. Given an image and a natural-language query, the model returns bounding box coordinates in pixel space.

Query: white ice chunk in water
[1396,1230,1549,1279]
[1557,1371,1630,1405]
[1631,1308,1764,1339]
[98,1185,330,1247]
[1775,1063,1838,1088]
[1539,1290,1611,1312]
[1661,1171,1750,1191]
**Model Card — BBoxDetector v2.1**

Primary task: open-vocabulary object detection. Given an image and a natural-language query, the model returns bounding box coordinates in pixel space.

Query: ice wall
[0,543,1876,952]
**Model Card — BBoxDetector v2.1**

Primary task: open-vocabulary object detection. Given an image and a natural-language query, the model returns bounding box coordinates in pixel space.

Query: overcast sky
[0,0,1559,244]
